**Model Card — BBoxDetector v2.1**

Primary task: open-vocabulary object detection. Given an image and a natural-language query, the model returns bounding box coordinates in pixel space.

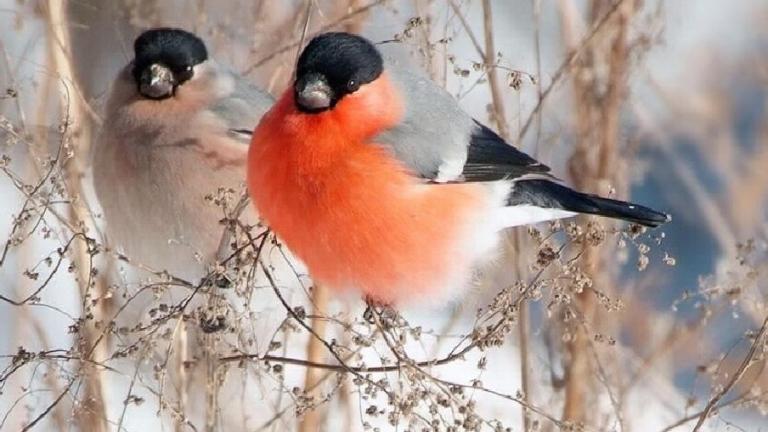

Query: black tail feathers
[507,179,670,228]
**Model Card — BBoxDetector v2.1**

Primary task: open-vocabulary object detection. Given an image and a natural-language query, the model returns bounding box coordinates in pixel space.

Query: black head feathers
[295,32,383,104]
[132,28,208,86]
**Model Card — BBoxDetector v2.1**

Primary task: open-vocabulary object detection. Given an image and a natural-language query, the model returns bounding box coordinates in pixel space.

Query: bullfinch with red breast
[247,32,669,305]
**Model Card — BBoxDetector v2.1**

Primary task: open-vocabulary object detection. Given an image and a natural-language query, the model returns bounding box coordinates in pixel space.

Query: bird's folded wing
[208,68,274,145]
[461,121,551,182]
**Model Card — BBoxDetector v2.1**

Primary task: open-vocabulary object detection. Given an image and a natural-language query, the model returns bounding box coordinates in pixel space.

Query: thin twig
[532,0,544,155]
[480,0,510,139]
[660,391,767,432]
[691,314,768,431]
[256,255,393,398]
[243,0,387,73]
[518,0,628,142]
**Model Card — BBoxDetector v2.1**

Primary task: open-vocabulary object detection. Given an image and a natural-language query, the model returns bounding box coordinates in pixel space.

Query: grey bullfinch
[93,28,273,280]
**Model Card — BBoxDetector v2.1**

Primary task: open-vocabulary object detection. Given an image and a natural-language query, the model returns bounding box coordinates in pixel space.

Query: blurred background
[1,0,767,431]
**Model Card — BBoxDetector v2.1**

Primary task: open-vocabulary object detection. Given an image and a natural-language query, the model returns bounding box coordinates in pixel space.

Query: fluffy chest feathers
[93,104,249,280]
[248,91,492,304]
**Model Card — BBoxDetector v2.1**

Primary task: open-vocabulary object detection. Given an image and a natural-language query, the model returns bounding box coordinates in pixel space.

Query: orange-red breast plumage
[248,74,489,304]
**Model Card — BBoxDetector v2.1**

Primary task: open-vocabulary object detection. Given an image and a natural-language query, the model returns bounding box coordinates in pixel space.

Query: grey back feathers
[375,65,550,184]
[375,66,475,181]
[209,66,273,141]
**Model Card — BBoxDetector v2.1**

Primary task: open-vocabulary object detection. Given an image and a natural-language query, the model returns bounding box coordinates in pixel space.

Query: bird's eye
[347,79,359,92]
[173,65,195,84]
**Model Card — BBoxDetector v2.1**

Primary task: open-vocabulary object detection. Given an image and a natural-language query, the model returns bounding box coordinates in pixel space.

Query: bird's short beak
[295,73,333,112]
[139,63,175,100]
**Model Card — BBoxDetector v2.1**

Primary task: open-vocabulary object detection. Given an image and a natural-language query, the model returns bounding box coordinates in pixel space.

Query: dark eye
[176,65,195,82]
[347,79,359,92]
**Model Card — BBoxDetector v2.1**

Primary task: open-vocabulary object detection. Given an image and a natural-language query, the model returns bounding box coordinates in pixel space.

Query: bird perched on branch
[94,28,273,280]
[247,32,669,305]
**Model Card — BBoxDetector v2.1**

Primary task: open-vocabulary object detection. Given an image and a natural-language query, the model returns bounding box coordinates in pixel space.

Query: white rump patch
[494,205,576,228]
[485,181,576,230]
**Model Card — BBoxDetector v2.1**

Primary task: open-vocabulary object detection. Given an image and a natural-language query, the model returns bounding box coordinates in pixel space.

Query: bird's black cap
[132,28,208,86]
[294,32,383,112]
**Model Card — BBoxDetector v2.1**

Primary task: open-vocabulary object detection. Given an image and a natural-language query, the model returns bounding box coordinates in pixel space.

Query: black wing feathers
[461,122,669,227]
[508,180,670,227]
[462,121,550,181]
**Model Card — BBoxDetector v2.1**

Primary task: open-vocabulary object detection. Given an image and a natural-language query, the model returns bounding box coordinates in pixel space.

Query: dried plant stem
[516,3,546,430]
[691,314,768,431]
[532,0,544,153]
[205,334,219,432]
[244,0,386,73]
[256,346,367,431]
[31,321,70,430]
[4,48,66,430]
[518,298,532,432]
[45,1,108,431]
[298,283,330,432]
[519,0,628,142]
[560,0,634,424]
[596,0,629,183]
[447,1,483,58]
[336,311,356,432]
[480,0,510,140]
[660,391,756,432]
[561,303,594,423]
[477,2,531,427]
[174,320,190,432]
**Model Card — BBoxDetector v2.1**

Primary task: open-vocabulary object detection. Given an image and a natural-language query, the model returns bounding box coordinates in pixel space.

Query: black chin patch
[132,28,208,88]
[295,32,383,110]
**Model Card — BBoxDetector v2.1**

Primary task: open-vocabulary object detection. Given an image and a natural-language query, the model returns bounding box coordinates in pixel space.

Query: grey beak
[295,73,333,111]
[139,63,175,100]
